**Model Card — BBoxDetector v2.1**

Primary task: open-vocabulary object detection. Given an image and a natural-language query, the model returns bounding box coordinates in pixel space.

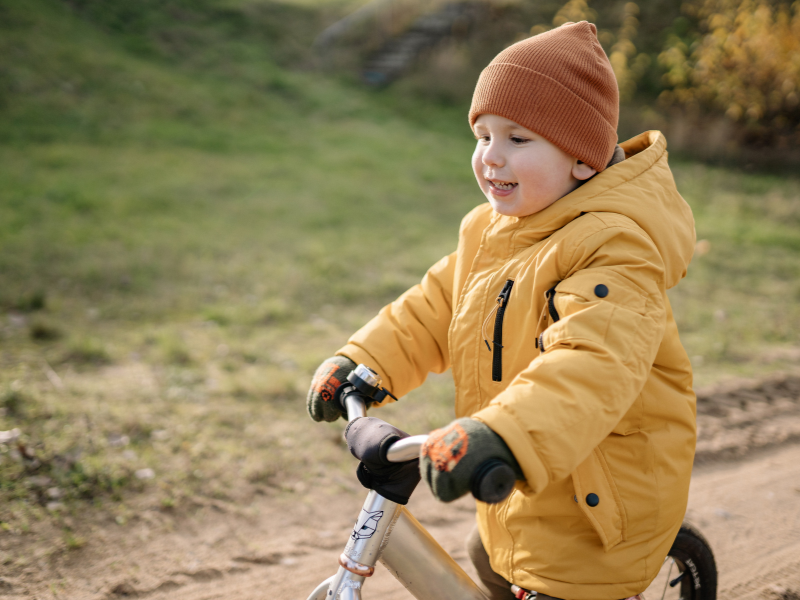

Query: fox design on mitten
[423,422,469,472]
[351,509,384,540]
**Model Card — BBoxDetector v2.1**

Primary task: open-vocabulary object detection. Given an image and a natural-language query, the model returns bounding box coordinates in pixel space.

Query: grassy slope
[0,0,472,544]
[0,0,799,549]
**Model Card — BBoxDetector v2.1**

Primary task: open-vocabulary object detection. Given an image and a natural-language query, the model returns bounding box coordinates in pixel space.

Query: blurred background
[1,0,799,584]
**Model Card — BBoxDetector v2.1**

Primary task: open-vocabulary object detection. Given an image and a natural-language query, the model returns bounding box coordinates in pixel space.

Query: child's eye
[475,134,490,143]
[510,136,529,144]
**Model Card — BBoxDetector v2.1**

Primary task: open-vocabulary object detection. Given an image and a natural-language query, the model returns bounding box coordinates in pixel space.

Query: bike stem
[319,383,488,600]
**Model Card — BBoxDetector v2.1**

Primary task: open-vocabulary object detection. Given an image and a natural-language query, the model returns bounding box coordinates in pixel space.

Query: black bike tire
[664,522,718,600]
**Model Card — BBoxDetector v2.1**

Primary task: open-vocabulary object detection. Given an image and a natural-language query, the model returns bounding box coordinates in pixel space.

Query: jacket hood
[503,131,695,289]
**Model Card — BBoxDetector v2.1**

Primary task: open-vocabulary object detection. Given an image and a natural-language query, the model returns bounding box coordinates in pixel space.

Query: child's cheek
[471,149,486,190]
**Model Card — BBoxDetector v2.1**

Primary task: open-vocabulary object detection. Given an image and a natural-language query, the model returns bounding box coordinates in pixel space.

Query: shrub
[658,0,800,147]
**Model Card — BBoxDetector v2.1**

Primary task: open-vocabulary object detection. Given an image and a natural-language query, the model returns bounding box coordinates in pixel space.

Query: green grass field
[1,0,799,545]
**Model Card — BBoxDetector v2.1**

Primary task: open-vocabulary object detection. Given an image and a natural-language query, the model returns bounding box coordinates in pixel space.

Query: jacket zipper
[491,279,514,382]
[538,284,561,353]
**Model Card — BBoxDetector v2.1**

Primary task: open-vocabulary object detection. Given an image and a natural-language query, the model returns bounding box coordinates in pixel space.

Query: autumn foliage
[658,0,800,147]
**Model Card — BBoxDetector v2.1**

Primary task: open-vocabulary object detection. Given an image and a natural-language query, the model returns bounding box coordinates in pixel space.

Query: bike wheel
[643,523,717,600]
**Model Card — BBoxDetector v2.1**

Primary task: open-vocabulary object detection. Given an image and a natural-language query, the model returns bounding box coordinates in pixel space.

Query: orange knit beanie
[469,21,619,172]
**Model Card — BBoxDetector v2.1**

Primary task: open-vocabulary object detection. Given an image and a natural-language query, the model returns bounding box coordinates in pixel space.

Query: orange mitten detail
[423,422,469,472]
[306,356,357,422]
[312,364,341,402]
[420,418,522,503]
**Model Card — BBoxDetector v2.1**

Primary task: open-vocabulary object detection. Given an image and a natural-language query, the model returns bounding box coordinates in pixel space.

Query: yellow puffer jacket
[338,131,697,599]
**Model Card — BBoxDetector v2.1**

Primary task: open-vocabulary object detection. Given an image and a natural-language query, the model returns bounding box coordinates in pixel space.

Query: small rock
[151,429,169,441]
[46,487,63,499]
[135,468,155,480]
[26,475,53,488]
[0,429,21,444]
[46,501,65,512]
[122,450,138,461]
[714,508,733,519]
[7,314,26,328]
[108,434,130,448]
[767,584,788,596]
[110,582,137,595]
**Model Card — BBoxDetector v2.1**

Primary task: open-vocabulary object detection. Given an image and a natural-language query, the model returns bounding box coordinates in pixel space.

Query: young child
[307,21,697,600]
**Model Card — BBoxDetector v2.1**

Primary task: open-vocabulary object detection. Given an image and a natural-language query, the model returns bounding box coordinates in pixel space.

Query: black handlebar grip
[471,459,516,504]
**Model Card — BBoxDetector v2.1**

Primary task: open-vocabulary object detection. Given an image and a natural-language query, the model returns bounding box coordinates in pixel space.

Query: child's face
[471,114,596,218]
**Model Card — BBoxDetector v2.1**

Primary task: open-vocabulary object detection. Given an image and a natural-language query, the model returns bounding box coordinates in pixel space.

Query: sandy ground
[2,375,800,600]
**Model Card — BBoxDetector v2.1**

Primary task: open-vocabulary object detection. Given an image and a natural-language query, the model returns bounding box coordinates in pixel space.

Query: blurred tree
[608,3,653,102]
[529,0,652,102]
[658,0,800,147]
[551,0,597,27]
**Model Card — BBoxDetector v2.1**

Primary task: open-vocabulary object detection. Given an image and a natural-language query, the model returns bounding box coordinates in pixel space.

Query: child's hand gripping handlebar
[341,365,518,504]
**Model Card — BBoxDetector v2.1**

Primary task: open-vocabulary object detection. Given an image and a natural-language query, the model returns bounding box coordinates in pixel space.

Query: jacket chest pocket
[571,448,627,551]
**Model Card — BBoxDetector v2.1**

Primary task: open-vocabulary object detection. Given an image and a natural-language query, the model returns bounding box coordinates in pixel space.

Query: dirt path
[3,375,800,600]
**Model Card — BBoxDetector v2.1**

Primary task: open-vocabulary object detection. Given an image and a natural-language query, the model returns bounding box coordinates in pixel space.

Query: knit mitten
[420,417,523,503]
[306,356,357,422]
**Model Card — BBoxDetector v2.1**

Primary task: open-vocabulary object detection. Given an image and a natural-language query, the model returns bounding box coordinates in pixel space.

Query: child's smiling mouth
[487,179,518,195]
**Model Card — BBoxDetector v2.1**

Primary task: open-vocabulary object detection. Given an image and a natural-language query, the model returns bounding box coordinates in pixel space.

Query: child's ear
[573,160,597,181]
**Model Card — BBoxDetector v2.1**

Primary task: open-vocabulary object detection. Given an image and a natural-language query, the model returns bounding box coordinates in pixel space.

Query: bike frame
[306,396,489,600]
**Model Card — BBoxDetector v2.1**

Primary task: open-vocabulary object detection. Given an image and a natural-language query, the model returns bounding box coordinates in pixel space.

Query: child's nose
[482,144,504,168]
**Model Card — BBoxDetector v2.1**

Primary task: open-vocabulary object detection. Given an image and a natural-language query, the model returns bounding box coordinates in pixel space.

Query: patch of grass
[63,530,87,550]
[12,291,47,313]
[668,161,800,384]
[1,387,27,418]
[29,317,62,341]
[62,338,112,366]
[158,335,194,366]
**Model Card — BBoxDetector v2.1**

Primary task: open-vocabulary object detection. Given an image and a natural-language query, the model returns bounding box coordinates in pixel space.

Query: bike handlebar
[345,394,368,422]
[385,435,429,462]
[344,385,516,504]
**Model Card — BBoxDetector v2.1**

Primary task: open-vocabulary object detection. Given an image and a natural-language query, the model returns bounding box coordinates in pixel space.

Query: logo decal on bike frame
[351,509,384,540]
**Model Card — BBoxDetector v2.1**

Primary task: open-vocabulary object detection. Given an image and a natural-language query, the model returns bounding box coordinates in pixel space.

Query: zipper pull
[481,279,514,352]
[482,297,502,351]
[498,279,513,307]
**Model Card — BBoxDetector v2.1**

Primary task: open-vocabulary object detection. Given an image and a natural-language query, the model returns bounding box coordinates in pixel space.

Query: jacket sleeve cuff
[335,344,396,407]
[472,404,550,493]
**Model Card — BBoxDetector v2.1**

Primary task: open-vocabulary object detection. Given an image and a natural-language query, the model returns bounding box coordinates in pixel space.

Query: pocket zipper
[481,279,515,382]
[537,284,561,353]
[545,285,561,323]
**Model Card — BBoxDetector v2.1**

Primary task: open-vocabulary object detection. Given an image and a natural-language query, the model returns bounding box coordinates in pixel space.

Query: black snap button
[594,284,609,298]
[586,493,600,507]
